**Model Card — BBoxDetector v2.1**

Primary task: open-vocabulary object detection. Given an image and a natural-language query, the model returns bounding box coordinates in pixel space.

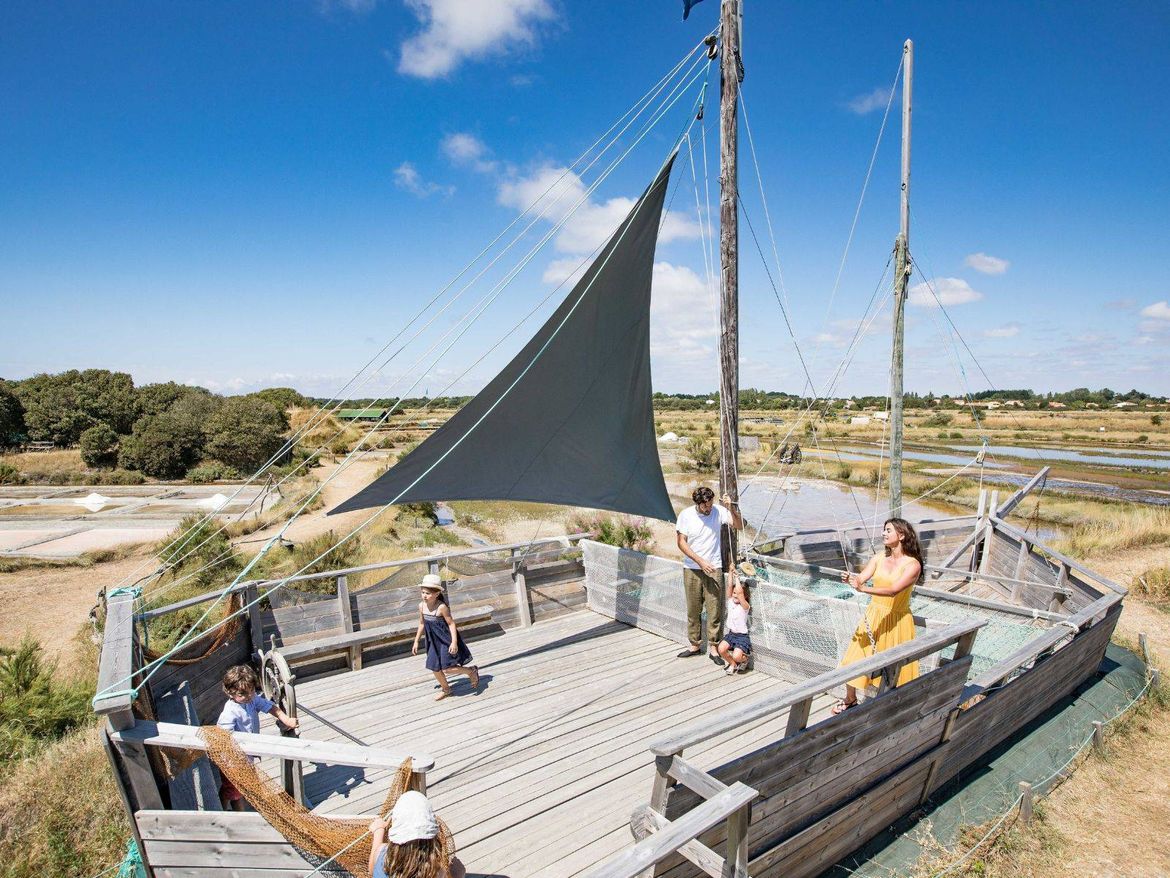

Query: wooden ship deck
[92,477,1129,878]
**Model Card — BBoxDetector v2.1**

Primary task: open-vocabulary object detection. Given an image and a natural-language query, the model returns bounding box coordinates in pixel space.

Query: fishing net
[582,540,1053,684]
[199,726,454,878]
[141,592,244,666]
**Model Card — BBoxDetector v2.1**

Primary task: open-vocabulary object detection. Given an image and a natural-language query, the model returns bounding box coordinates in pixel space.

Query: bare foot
[435,689,451,701]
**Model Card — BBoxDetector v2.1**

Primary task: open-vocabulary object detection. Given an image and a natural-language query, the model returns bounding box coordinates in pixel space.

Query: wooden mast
[889,38,913,517]
[718,0,742,508]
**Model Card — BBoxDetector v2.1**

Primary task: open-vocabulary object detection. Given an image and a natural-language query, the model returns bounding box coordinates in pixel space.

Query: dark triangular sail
[329,157,677,522]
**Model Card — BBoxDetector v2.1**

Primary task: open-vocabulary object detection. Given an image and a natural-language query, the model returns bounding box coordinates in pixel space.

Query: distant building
[1114,402,1137,408]
[873,411,889,421]
[337,408,389,421]
[850,416,872,426]
[1048,402,1067,409]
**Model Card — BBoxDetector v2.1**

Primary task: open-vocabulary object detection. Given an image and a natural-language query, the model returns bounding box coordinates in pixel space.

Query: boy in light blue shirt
[216,664,298,809]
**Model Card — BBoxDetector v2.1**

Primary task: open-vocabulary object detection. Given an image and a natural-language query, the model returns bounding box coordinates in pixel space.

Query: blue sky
[3,1,1168,399]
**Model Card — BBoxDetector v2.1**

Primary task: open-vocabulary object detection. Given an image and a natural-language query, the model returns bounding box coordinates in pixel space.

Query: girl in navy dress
[411,574,480,700]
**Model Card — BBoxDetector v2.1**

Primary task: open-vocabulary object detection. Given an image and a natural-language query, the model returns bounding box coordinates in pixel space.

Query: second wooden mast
[889,39,914,517]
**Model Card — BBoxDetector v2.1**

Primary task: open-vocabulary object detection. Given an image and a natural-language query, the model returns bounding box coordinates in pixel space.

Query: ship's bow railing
[585,620,983,878]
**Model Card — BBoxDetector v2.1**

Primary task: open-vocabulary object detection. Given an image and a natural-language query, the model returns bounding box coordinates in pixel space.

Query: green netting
[752,561,1054,683]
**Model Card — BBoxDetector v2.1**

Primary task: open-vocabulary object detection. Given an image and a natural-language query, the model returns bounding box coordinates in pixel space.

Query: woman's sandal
[435,688,452,701]
[468,666,481,692]
[831,698,858,715]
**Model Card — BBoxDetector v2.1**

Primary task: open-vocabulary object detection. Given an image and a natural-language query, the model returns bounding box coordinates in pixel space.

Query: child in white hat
[411,573,480,700]
[368,790,465,878]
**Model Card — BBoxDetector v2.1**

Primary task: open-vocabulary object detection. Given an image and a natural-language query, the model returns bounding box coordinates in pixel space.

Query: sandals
[468,666,481,692]
[724,662,739,676]
[434,688,452,701]
[831,698,858,715]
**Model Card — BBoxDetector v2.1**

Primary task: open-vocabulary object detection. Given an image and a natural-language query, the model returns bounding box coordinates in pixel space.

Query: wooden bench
[276,609,495,671]
[153,681,221,812]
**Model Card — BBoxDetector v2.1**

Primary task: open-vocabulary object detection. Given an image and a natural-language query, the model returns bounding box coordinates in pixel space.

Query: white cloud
[964,252,1010,275]
[393,161,452,198]
[498,163,700,254]
[541,257,588,287]
[1140,301,1170,320]
[397,0,556,79]
[983,323,1020,338]
[846,87,894,115]
[441,132,498,173]
[649,262,719,383]
[908,277,984,308]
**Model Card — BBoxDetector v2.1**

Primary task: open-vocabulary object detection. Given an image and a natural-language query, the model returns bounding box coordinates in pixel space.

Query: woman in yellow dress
[831,517,924,714]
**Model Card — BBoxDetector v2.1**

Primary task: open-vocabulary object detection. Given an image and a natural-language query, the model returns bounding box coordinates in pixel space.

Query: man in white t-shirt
[676,485,742,661]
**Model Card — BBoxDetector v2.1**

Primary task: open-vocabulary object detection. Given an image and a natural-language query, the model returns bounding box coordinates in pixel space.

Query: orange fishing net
[198,725,454,878]
[142,592,245,666]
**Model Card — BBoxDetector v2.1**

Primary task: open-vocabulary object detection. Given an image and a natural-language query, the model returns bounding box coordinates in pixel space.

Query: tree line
[0,371,310,479]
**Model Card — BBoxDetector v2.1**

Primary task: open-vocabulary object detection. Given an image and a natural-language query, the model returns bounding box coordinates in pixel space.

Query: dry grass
[0,725,130,878]
[1053,506,1170,558]
[0,450,85,481]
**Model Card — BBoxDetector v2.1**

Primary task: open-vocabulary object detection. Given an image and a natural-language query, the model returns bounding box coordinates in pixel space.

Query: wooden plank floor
[268,609,835,877]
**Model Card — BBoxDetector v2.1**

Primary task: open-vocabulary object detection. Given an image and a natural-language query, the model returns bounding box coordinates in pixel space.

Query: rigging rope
[97,70,713,703]
[116,32,718,607]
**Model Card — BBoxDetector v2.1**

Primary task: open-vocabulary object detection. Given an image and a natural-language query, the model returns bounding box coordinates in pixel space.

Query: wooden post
[1091,720,1105,752]
[512,549,533,628]
[978,490,998,574]
[336,575,360,670]
[1018,781,1033,825]
[785,696,812,737]
[1010,541,1030,602]
[717,0,741,509]
[723,801,750,878]
[244,583,264,658]
[650,753,675,814]
[101,727,157,878]
[888,38,913,518]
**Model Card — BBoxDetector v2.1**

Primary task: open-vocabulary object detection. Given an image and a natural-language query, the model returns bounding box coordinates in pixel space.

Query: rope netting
[582,541,1053,684]
[198,727,453,878]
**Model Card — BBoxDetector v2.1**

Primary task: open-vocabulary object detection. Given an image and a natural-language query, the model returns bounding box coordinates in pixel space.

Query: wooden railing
[137,532,591,622]
[585,621,983,878]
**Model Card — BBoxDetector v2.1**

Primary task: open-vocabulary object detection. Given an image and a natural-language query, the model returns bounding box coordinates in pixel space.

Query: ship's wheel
[260,647,296,716]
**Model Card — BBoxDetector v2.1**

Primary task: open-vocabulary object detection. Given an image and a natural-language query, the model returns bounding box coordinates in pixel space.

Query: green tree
[13,369,138,444]
[79,424,119,468]
[251,387,309,412]
[118,411,204,478]
[0,382,25,447]
[136,382,211,418]
[205,396,289,473]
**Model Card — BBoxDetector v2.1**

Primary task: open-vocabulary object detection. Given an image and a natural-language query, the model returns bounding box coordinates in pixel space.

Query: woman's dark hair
[692,486,715,504]
[884,517,924,582]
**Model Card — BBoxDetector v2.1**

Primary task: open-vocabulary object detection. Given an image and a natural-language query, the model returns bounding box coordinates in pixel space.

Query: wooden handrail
[110,720,435,772]
[966,591,1123,691]
[93,591,138,729]
[649,620,983,757]
[137,532,590,621]
[582,782,757,878]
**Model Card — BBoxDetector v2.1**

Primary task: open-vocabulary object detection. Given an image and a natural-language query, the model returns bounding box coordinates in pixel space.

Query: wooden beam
[94,591,138,730]
[630,807,726,878]
[991,517,1128,595]
[915,584,1067,621]
[996,467,1051,519]
[513,549,533,628]
[583,783,758,878]
[110,720,435,772]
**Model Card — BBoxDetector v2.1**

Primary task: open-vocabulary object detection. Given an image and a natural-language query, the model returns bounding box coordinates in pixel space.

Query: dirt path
[0,555,151,659]
[240,455,390,550]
